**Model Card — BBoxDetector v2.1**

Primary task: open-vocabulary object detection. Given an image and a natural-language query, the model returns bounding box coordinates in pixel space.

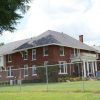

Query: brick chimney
[79,35,83,42]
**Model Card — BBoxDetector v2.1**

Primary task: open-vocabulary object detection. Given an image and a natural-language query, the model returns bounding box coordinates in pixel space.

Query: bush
[22,79,40,83]
[58,75,70,82]
[36,67,46,82]
[58,75,82,82]
[69,77,81,81]
[37,65,59,82]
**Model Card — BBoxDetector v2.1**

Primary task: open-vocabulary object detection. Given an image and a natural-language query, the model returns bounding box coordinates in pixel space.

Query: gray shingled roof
[15,30,97,52]
[0,38,31,55]
[0,30,97,55]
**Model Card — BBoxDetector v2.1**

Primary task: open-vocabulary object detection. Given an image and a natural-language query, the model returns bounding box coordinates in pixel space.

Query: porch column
[95,61,97,71]
[95,61,97,76]
[92,61,95,77]
[86,61,89,76]
[83,61,86,77]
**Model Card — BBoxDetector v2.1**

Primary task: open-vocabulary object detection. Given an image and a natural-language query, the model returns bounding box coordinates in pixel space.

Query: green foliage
[37,65,59,82]
[58,74,70,82]
[0,42,4,46]
[58,75,82,82]
[0,0,31,33]
[36,67,46,82]
[69,77,82,81]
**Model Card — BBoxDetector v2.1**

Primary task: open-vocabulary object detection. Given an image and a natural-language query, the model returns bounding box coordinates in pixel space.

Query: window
[24,65,28,76]
[32,65,37,76]
[43,46,48,56]
[32,49,36,60]
[59,61,67,74]
[60,47,64,56]
[8,54,12,62]
[74,48,80,56]
[7,66,13,77]
[22,51,28,60]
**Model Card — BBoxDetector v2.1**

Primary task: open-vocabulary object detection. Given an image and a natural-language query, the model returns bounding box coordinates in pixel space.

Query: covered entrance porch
[73,61,97,78]
[71,52,97,77]
[82,60,97,77]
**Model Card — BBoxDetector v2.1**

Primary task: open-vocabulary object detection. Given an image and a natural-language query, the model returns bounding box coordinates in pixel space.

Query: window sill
[8,61,12,63]
[32,74,37,76]
[44,55,48,56]
[7,76,14,78]
[24,75,28,77]
[59,73,68,75]
[32,59,36,61]
[60,55,65,56]
[23,59,28,60]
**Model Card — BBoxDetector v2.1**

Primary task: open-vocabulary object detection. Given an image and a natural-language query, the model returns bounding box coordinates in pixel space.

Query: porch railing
[71,53,97,59]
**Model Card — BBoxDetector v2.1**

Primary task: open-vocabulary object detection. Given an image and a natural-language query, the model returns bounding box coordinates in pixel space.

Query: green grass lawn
[0,81,100,100]
[0,92,100,100]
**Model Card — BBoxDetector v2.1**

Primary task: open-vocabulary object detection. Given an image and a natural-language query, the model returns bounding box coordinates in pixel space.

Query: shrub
[58,75,82,82]
[69,77,81,81]
[37,65,59,82]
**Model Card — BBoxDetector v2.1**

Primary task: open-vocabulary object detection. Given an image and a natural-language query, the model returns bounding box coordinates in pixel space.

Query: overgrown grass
[0,81,100,100]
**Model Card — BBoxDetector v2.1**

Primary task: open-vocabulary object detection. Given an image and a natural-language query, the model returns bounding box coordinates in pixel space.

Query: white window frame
[32,65,37,76]
[32,49,36,60]
[43,46,48,56]
[74,48,80,57]
[8,54,12,62]
[60,46,64,56]
[24,64,28,77]
[59,61,67,74]
[22,51,28,60]
[7,66,13,78]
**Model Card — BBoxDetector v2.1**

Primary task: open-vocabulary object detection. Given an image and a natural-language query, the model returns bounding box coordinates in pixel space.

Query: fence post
[19,68,22,92]
[82,62,85,92]
[45,65,48,92]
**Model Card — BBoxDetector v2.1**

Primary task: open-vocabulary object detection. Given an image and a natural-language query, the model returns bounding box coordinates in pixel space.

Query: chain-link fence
[0,61,100,92]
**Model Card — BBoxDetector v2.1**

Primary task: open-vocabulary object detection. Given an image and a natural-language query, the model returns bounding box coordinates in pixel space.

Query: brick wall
[2,45,96,82]
[6,45,73,68]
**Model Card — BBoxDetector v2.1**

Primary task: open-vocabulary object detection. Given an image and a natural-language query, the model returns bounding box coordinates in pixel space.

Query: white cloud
[0,0,100,46]
[49,0,92,13]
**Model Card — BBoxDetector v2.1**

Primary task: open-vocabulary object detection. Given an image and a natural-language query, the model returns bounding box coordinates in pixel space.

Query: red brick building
[0,30,99,82]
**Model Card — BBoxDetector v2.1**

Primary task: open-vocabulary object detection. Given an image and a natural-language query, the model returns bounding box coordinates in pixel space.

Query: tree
[0,42,4,46]
[0,0,31,34]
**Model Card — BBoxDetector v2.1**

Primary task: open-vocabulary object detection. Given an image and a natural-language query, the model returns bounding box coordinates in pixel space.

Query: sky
[0,0,100,46]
